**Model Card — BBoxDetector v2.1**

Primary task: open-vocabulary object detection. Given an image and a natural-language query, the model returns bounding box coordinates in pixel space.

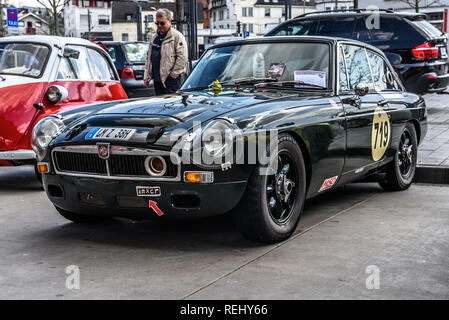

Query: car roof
[0,35,104,49]
[208,35,386,57]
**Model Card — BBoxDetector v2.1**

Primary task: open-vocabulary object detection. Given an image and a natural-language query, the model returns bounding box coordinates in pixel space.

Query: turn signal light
[184,171,214,184]
[37,162,50,173]
[411,42,439,60]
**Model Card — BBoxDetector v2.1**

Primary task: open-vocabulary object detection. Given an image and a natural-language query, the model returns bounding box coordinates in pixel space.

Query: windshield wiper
[255,80,327,90]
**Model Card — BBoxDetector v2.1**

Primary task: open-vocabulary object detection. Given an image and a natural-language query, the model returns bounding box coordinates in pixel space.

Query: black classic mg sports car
[32,36,427,243]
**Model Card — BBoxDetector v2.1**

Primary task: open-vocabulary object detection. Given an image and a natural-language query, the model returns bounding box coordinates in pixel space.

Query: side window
[87,48,116,81]
[107,46,116,62]
[57,45,93,80]
[316,17,356,39]
[367,50,400,91]
[338,47,349,92]
[342,45,374,91]
[269,20,317,36]
[353,18,371,42]
[369,17,395,42]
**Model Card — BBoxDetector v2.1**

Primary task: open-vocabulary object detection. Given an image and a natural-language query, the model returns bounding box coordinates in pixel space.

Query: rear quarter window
[412,19,444,39]
[369,16,426,47]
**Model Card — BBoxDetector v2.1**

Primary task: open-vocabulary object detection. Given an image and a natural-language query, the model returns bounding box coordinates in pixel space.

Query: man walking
[144,9,188,95]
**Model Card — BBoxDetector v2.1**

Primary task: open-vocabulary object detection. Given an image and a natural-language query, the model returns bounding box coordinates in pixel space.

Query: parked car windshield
[182,42,330,89]
[124,43,149,62]
[0,43,49,77]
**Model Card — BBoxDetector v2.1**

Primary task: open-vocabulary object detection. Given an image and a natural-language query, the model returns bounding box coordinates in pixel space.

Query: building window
[36,22,41,27]
[27,21,33,28]
[226,9,229,19]
[83,0,89,7]
[126,14,132,21]
[325,7,332,11]
[282,7,286,17]
[98,15,110,25]
[242,8,253,17]
[249,23,253,33]
[146,14,154,22]
[273,0,278,2]
[219,10,224,20]
[213,12,216,21]
[265,8,270,17]
[80,14,88,25]
[227,24,230,28]
[122,33,129,41]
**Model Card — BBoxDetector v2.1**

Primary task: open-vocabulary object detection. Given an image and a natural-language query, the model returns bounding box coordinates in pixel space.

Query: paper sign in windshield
[294,70,326,87]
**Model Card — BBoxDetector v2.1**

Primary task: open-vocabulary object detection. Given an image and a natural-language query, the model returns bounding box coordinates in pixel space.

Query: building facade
[64,0,113,40]
[206,0,315,43]
[18,12,50,35]
[315,0,354,11]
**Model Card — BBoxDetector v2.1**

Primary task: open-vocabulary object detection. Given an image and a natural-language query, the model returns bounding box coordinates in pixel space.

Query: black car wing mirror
[384,52,402,66]
[63,48,80,59]
[355,83,369,97]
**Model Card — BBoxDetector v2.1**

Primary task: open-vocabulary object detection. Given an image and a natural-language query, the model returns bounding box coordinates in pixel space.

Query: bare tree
[37,0,70,35]
[398,0,440,13]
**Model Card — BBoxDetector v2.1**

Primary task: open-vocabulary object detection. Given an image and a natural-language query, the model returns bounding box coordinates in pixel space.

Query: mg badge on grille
[97,143,110,159]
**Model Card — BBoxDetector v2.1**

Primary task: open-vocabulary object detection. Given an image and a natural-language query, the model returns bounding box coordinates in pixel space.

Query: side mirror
[63,47,80,59]
[355,83,369,97]
[384,52,402,66]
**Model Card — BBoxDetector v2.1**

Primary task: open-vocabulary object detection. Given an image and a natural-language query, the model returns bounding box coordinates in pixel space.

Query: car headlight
[191,119,238,168]
[31,116,65,160]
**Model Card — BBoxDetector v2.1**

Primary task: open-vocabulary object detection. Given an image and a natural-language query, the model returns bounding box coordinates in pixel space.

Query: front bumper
[43,174,248,220]
[0,149,36,166]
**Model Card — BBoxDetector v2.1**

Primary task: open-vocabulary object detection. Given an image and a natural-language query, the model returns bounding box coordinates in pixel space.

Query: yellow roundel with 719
[371,108,391,161]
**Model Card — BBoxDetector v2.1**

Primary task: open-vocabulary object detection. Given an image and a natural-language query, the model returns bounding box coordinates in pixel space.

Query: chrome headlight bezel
[31,116,65,160]
[190,119,239,169]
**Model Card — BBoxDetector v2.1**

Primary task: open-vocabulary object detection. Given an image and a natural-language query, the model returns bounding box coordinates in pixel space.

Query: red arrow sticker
[149,200,164,216]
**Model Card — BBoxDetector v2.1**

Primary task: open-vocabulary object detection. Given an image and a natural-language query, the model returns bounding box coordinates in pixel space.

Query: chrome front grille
[52,145,180,181]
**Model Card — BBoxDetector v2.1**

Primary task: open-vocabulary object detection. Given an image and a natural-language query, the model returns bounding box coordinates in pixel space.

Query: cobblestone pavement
[419,93,449,167]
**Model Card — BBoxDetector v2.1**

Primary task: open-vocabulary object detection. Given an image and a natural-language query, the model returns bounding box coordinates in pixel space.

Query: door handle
[378,100,388,106]
[96,82,107,87]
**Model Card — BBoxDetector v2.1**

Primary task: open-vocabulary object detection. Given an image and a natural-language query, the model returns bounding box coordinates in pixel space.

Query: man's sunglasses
[155,22,166,26]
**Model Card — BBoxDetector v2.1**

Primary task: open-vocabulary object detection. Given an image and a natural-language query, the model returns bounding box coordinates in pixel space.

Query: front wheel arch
[283,130,312,193]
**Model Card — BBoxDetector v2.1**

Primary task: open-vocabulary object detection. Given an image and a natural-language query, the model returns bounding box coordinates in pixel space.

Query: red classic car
[0,36,128,169]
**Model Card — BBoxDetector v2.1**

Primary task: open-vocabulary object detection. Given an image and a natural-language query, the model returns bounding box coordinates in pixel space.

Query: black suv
[266,10,449,94]
[101,41,154,98]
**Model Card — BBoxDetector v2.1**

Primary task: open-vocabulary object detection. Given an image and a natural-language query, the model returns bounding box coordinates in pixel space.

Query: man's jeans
[154,76,181,95]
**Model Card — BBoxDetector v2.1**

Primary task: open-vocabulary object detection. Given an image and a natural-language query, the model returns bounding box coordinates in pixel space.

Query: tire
[233,133,307,243]
[379,122,417,191]
[54,206,108,223]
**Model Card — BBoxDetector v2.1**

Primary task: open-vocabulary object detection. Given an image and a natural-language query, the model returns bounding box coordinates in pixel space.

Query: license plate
[86,128,136,141]
[136,186,161,197]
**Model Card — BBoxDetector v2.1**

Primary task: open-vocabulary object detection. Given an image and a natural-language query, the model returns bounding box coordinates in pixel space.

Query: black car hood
[56,89,319,147]
[68,90,300,129]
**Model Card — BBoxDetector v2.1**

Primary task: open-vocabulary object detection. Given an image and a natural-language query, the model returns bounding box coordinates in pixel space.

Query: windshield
[182,42,330,90]
[124,43,149,62]
[0,43,49,77]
